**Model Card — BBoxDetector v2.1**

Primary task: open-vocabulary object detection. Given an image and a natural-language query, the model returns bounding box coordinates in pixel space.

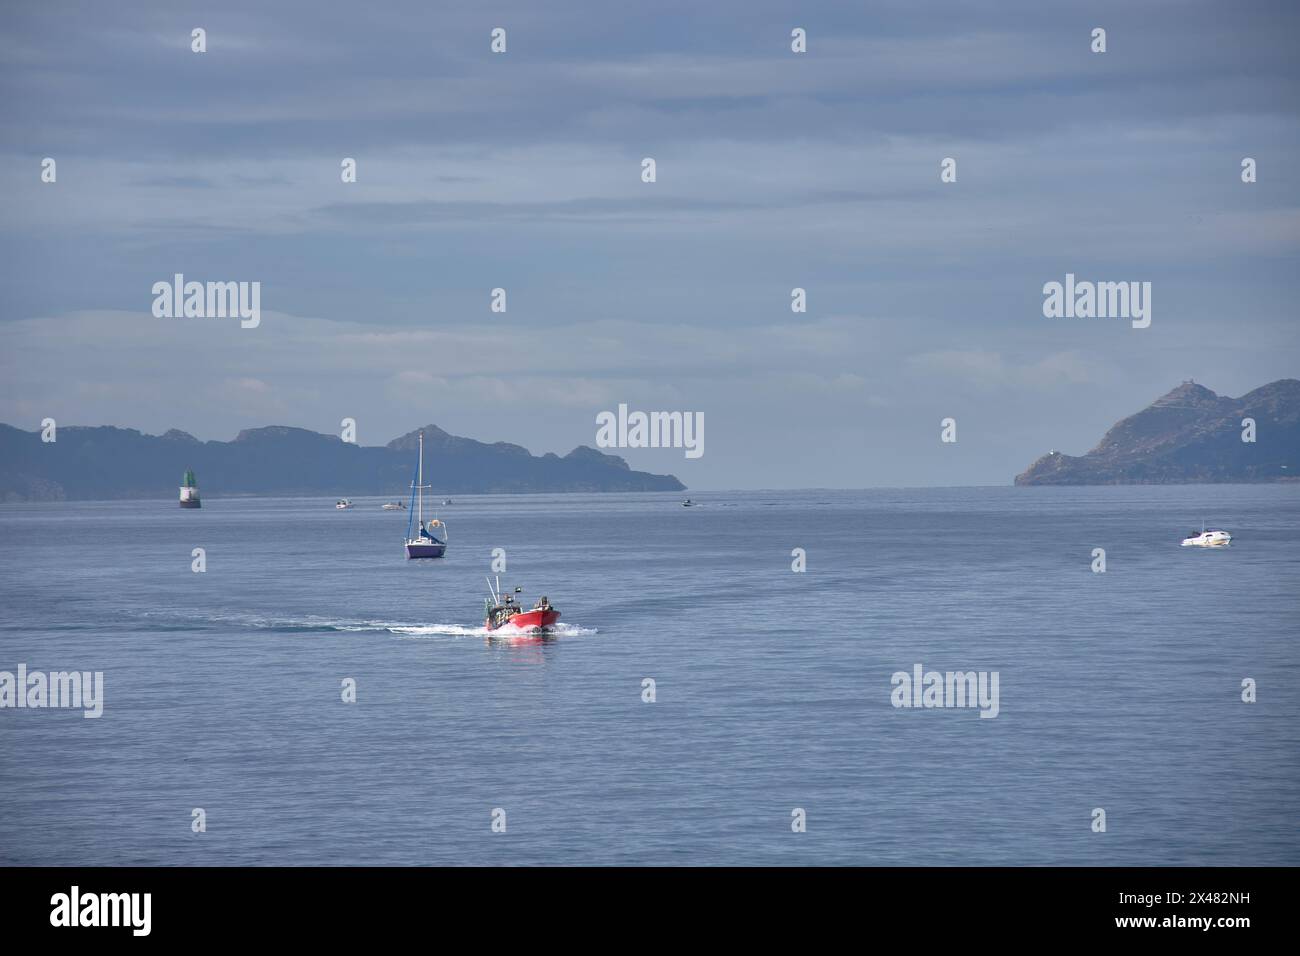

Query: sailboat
[404,431,448,559]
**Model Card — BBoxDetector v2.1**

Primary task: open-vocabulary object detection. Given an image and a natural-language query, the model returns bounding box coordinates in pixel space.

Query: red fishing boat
[483,578,560,632]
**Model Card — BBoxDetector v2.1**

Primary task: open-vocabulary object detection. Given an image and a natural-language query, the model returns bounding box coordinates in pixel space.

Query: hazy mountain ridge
[0,422,684,501]
[1015,379,1300,485]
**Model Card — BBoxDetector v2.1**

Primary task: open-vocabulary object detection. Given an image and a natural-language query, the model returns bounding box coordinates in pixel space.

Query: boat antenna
[485,575,499,604]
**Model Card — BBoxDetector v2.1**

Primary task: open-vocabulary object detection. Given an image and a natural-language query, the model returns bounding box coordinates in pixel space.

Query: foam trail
[129,607,596,639]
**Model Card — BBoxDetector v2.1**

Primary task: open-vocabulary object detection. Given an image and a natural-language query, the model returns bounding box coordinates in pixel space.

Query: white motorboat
[336,498,354,510]
[1182,527,1231,547]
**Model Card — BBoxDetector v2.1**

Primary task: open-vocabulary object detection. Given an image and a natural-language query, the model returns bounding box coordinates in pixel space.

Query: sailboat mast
[417,431,424,529]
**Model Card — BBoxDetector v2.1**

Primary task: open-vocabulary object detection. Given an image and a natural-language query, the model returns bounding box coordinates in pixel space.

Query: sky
[1,0,1297,489]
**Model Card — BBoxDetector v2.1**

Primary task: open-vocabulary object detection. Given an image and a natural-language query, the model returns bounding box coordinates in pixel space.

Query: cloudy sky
[2,0,1297,488]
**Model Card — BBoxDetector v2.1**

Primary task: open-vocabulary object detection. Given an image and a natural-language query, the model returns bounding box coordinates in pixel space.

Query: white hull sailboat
[404,431,447,559]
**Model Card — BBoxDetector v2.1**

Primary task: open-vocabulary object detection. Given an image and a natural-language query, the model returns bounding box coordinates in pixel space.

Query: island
[1014,379,1299,485]
[0,422,686,501]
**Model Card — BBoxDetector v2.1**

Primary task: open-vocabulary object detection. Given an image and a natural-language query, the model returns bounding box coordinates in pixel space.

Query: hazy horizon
[3,372,1297,493]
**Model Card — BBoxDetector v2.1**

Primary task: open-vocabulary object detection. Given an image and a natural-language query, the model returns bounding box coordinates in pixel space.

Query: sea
[1,486,1296,866]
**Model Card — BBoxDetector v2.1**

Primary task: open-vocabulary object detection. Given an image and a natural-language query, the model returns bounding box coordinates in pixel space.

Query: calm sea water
[1,486,1296,866]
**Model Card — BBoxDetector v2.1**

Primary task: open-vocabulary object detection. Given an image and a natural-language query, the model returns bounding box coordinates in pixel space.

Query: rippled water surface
[1,486,1297,865]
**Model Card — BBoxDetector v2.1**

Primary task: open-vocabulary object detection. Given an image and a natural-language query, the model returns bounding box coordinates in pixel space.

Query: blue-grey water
[1,486,1297,866]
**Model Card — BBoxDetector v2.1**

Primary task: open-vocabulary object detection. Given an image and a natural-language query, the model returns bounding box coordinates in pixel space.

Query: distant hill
[1015,379,1300,485]
[0,422,685,501]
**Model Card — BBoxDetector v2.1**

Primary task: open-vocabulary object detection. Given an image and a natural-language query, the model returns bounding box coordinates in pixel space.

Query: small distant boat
[404,431,448,559]
[381,501,405,511]
[682,498,694,507]
[442,499,453,506]
[335,498,354,510]
[179,468,201,509]
[484,577,560,632]
[1182,527,1232,547]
